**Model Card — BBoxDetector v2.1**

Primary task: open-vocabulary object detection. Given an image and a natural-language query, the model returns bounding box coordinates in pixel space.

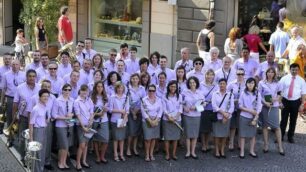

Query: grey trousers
[5,96,13,127]
[45,122,53,165]
[33,127,46,172]
[18,116,28,159]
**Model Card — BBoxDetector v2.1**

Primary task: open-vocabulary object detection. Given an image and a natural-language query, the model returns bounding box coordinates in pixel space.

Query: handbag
[211,93,227,122]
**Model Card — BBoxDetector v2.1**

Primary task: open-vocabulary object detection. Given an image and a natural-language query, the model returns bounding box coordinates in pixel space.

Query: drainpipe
[209,0,215,20]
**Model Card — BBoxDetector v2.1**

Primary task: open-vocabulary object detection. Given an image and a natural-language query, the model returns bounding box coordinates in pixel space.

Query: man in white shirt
[269,22,290,60]
[282,26,305,63]
[233,47,259,79]
[35,53,49,81]
[75,41,85,65]
[116,43,130,61]
[255,51,278,81]
[104,48,117,74]
[214,56,236,83]
[116,60,130,85]
[279,63,306,143]
[25,50,41,71]
[174,47,193,73]
[125,46,139,74]
[152,55,175,84]
[57,51,72,78]
[82,38,97,60]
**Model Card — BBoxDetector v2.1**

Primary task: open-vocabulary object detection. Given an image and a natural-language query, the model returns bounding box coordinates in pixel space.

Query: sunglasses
[148,90,156,92]
[63,89,72,91]
[195,62,202,65]
[237,73,245,76]
[49,68,57,70]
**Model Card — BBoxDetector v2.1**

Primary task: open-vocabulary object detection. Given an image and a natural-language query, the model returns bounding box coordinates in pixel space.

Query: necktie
[288,76,295,99]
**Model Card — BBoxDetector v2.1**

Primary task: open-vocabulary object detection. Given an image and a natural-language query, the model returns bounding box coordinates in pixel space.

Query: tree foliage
[19,0,68,44]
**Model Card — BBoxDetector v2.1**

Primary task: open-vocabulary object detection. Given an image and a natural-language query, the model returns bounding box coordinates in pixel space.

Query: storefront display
[90,0,143,52]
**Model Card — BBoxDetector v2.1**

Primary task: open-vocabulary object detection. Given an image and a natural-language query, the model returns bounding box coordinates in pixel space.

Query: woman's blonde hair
[248,25,260,34]
[35,17,44,28]
[228,27,240,42]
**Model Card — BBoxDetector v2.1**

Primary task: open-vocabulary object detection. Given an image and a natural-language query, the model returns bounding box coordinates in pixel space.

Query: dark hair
[41,53,49,57]
[149,51,160,64]
[72,60,81,66]
[3,52,12,56]
[16,29,24,34]
[130,46,137,52]
[91,80,108,105]
[84,37,93,41]
[193,57,204,66]
[120,43,128,49]
[236,68,245,73]
[109,48,117,53]
[148,84,156,91]
[39,89,50,97]
[166,80,179,100]
[218,78,227,84]
[277,22,284,29]
[62,83,72,90]
[78,84,89,95]
[160,55,167,61]
[129,73,140,86]
[93,70,104,81]
[140,72,151,90]
[26,69,37,77]
[290,63,300,69]
[244,77,257,94]
[41,79,51,85]
[265,67,277,82]
[107,71,121,86]
[70,70,80,77]
[158,71,167,79]
[92,54,104,70]
[187,76,200,89]
[139,57,149,66]
[205,20,216,30]
[60,51,70,57]
[242,46,250,52]
[176,65,187,81]
[60,6,69,15]
[77,40,84,45]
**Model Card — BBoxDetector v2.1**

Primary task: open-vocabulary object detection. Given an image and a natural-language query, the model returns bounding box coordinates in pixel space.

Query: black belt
[5,95,13,99]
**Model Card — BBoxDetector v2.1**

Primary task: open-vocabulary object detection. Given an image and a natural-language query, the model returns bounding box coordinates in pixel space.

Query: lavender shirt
[177,81,187,94]
[255,61,278,80]
[26,93,56,118]
[92,96,108,123]
[162,95,183,121]
[156,85,167,99]
[214,67,236,83]
[186,69,205,83]
[147,64,161,78]
[58,63,72,78]
[51,96,74,127]
[233,58,259,79]
[174,59,193,73]
[227,80,246,110]
[152,68,175,85]
[74,96,94,126]
[118,72,130,85]
[199,83,219,110]
[14,83,40,118]
[104,60,117,74]
[125,58,139,74]
[109,94,129,123]
[79,69,94,85]
[29,102,49,128]
[0,65,11,84]
[36,66,48,81]
[128,85,146,109]
[141,96,163,122]
[212,91,235,120]
[41,74,65,95]
[25,62,41,72]
[181,89,205,117]
[258,81,281,107]
[1,71,26,96]
[239,91,262,119]
[205,59,223,71]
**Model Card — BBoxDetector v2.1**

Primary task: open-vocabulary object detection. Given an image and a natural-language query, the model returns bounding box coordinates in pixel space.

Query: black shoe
[249,153,258,158]
[191,155,198,159]
[288,138,295,143]
[239,155,245,159]
[81,163,92,169]
[184,155,190,159]
[221,155,226,159]
[215,155,221,159]
[44,164,54,170]
[279,151,285,156]
[21,159,27,168]
[229,148,234,152]
[57,166,65,171]
[7,141,13,148]
[263,149,269,153]
[76,167,82,171]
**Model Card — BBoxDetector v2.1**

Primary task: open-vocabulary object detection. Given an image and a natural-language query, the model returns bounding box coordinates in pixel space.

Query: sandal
[114,156,120,162]
[120,156,126,162]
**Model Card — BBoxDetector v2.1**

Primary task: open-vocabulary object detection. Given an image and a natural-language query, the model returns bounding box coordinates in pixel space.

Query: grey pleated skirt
[110,122,127,141]
[230,110,240,129]
[212,120,230,137]
[128,112,142,137]
[77,126,90,143]
[162,120,181,141]
[33,127,46,172]
[239,116,257,138]
[259,106,279,129]
[183,115,201,139]
[142,121,160,140]
[92,122,109,143]
[56,127,71,149]
[200,110,213,134]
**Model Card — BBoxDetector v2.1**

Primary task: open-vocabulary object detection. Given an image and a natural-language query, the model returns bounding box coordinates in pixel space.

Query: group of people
[1,6,305,171]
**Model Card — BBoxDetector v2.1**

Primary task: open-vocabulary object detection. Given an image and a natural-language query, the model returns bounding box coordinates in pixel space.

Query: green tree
[19,0,68,46]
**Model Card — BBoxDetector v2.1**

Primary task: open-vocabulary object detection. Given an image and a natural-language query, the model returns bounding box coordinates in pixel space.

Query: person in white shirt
[104,49,117,74]
[152,55,175,85]
[58,51,72,78]
[116,43,130,61]
[35,53,49,81]
[186,57,205,83]
[125,46,139,74]
[279,63,306,143]
[214,56,236,83]
[174,47,193,73]
[75,41,86,65]
[82,38,97,60]
[205,47,223,71]
[269,22,290,60]
[25,50,41,71]
[116,60,130,85]
[282,26,305,63]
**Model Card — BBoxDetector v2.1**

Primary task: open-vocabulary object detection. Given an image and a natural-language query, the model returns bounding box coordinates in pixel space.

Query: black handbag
[211,93,227,122]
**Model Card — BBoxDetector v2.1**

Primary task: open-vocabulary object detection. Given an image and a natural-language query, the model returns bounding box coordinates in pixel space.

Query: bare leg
[100,143,108,161]
[249,137,256,155]
[240,137,245,156]
[191,138,197,156]
[150,139,156,159]
[221,138,226,156]
[94,142,101,162]
[133,137,139,154]
[144,140,150,160]
[113,140,118,160]
[229,128,236,149]
[76,143,85,168]
[185,139,191,156]
[172,140,178,158]
[119,140,125,158]
[82,143,88,165]
[127,136,132,155]
[214,137,220,156]
[262,127,269,151]
[164,141,170,159]
[275,128,284,153]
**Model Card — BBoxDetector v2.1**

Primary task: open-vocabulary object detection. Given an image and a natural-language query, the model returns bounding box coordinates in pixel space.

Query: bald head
[12,60,21,72]
[266,51,275,63]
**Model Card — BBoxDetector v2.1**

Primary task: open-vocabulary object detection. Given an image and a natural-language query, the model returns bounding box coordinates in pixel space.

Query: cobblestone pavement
[0,139,24,172]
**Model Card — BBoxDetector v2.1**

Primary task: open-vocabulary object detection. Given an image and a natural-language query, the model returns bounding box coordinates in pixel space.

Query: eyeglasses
[237,73,245,76]
[195,62,202,65]
[49,68,57,70]
[148,90,156,92]
[63,89,72,91]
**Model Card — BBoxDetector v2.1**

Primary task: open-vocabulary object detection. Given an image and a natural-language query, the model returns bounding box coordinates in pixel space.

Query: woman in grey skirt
[211,79,234,158]
[109,82,129,162]
[162,81,183,161]
[258,67,284,155]
[52,84,74,169]
[91,81,110,163]
[126,74,146,157]
[199,69,218,152]
[74,85,95,170]
[181,76,205,159]
[238,78,262,159]
[141,85,163,162]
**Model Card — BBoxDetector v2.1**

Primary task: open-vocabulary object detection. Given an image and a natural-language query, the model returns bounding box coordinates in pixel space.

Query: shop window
[90,0,143,52]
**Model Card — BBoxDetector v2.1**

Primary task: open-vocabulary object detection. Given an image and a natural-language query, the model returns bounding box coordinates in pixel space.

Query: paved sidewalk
[0,138,24,172]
